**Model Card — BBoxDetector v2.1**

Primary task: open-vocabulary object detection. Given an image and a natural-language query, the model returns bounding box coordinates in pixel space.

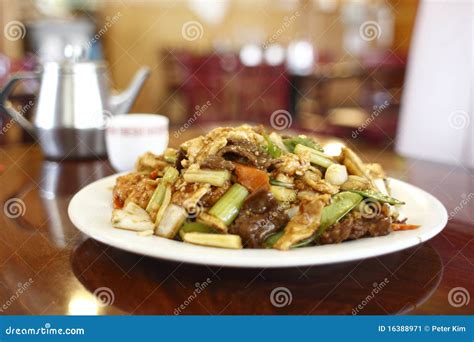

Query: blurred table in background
[0,124,472,315]
[162,50,406,146]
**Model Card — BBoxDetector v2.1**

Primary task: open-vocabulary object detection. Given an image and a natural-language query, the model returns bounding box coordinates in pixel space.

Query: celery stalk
[146,167,179,214]
[183,169,231,187]
[208,183,249,226]
[294,144,334,168]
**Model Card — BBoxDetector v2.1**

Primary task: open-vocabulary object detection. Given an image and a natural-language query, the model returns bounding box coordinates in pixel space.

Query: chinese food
[111,125,417,250]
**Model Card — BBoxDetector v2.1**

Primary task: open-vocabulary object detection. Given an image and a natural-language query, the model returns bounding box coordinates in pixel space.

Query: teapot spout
[109,67,150,114]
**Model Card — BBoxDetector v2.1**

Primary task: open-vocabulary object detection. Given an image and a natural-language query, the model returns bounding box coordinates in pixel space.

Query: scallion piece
[208,183,249,226]
[294,144,334,169]
[146,167,179,214]
[183,169,231,187]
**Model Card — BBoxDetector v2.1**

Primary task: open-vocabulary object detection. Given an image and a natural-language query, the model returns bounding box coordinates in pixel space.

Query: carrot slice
[234,163,269,192]
[392,223,420,231]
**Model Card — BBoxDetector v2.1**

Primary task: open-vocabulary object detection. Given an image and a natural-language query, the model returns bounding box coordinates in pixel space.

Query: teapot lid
[42,44,107,74]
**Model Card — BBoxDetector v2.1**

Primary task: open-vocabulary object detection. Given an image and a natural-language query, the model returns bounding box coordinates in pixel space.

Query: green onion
[283,135,323,153]
[270,185,296,202]
[264,231,284,248]
[146,167,179,214]
[294,144,334,169]
[183,169,231,187]
[179,222,217,240]
[348,189,404,205]
[270,179,294,189]
[263,133,282,157]
[208,183,249,226]
[164,148,177,164]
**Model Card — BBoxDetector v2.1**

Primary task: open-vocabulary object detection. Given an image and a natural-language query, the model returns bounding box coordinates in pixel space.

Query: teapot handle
[0,72,39,134]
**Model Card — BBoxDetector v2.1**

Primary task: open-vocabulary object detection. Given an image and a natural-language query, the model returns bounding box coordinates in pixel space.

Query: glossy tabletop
[0,125,473,315]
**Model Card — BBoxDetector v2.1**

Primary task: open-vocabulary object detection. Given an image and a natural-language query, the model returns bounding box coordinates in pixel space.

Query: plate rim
[68,174,448,268]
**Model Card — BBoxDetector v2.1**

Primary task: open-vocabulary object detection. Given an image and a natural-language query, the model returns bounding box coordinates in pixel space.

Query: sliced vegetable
[264,231,284,248]
[183,168,231,187]
[164,148,177,164]
[318,192,363,234]
[146,167,179,215]
[392,223,420,231]
[274,195,330,250]
[270,185,296,203]
[179,222,217,240]
[182,232,243,249]
[208,183,249,226]
[111,202,155,232]
[284,191,364,248]
[269,132,289,153]
[155,204,187,238]
[137,230,154,236]
[294,144,334,169]
[324,164,348,186]
[234,163,269,192]
[196,212,228,232]
[270,179,294,189]
[263,133,282,157]
[283,135,323,153]
[348,189,404,205]
[154,185,172,226]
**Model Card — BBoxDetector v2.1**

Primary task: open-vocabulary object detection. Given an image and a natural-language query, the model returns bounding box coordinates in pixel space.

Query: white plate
[68,175,448,268]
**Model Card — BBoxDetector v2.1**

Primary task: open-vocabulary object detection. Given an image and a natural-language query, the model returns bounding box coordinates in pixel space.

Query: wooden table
[0,125,472,315]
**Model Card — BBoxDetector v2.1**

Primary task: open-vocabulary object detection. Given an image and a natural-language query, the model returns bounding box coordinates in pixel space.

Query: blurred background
[0,0,471,168]
[0,0,417,143]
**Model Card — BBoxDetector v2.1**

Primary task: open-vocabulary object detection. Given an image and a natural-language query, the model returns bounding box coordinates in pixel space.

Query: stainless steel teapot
[0,57,150,159]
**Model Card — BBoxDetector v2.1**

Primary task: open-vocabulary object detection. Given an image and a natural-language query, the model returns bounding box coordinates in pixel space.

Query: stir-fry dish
[111,125,418,250]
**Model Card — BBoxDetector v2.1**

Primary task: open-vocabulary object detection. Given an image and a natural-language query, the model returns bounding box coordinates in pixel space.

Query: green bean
[348,189,404,205]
